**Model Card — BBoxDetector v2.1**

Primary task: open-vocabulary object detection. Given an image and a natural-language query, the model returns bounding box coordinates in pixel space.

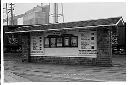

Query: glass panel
[44,38,49,48]
[71,37,78,47]
[64,37,69,46]
[57,37,62,47]
[50,38,56,47]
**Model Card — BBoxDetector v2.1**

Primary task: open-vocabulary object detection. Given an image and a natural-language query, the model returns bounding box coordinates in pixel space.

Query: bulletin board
[78,30,97,56]
[30,32,44,55]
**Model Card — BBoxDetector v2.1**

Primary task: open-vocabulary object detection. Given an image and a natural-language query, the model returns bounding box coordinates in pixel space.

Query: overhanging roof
[4,16,124,33]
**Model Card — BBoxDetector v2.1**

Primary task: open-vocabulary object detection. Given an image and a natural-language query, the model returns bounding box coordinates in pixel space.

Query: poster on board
[30,32,44,55]
[78,30,97,56]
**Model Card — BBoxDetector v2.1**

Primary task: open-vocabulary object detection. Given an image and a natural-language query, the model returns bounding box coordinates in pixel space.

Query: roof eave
[116,17,125,26]
[5,24,117,34]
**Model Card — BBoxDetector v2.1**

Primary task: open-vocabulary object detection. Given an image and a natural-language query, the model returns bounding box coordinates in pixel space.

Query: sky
[3,2,126,24]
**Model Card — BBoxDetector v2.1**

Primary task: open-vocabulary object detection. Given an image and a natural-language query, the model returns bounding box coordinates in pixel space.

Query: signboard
[31,32,44,55]
[78,30,97,56]
[46,31,62,36]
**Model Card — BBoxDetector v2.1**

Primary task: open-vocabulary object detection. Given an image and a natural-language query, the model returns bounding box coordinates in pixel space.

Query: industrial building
[4,5,50,25]
[23,5,49,25]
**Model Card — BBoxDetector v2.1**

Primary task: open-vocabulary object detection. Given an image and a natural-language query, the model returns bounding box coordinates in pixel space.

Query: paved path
[4,55,126,82]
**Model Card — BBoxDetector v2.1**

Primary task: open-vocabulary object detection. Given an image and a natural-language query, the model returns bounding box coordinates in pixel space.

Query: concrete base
[30,56,96,66]
[30,56,112,67]
[4,53,112,67]
[29,56,113,66]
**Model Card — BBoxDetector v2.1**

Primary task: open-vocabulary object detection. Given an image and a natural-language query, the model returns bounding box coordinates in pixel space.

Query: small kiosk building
[4,17,124,66]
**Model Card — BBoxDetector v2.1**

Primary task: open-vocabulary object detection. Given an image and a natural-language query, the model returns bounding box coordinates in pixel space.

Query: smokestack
[54,3,58,23]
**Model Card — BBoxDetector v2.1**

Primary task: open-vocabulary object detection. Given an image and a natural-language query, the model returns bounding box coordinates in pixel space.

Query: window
[71,37,78,47]
[64,37,70,47]
[57,37,62,47]
[44,37,49,48]
[50,38,56,47]
[44,35,78,48]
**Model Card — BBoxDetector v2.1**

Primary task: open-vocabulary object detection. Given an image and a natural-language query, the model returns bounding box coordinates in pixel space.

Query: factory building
[23,5,49,25]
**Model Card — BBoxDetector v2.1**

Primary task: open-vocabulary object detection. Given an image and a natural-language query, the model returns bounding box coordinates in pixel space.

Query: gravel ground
[4,54,126,82]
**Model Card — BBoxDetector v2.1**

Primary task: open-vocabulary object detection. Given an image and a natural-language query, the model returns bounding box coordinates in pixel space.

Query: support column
[96,27,112,66]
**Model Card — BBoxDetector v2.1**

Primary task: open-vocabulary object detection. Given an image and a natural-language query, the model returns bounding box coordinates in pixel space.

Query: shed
[4,16,124,66]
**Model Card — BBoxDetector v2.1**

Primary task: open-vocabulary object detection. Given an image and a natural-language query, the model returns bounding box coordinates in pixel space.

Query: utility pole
[3,3,15,25]
[6,3,9,25]
[10,3,14,25]
[8,3,15,25]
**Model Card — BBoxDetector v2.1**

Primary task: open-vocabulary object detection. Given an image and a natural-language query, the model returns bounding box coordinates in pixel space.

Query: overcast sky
[3,2,126,24]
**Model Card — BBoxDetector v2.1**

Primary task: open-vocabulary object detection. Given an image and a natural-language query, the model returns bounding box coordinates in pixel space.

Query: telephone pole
[3,3,15,25]
[10,3,14,25]
[6,3,9,25]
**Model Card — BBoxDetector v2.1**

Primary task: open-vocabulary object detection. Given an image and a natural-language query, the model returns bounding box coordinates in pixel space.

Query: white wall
[17,17,23,25]
[30,29,97,58]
